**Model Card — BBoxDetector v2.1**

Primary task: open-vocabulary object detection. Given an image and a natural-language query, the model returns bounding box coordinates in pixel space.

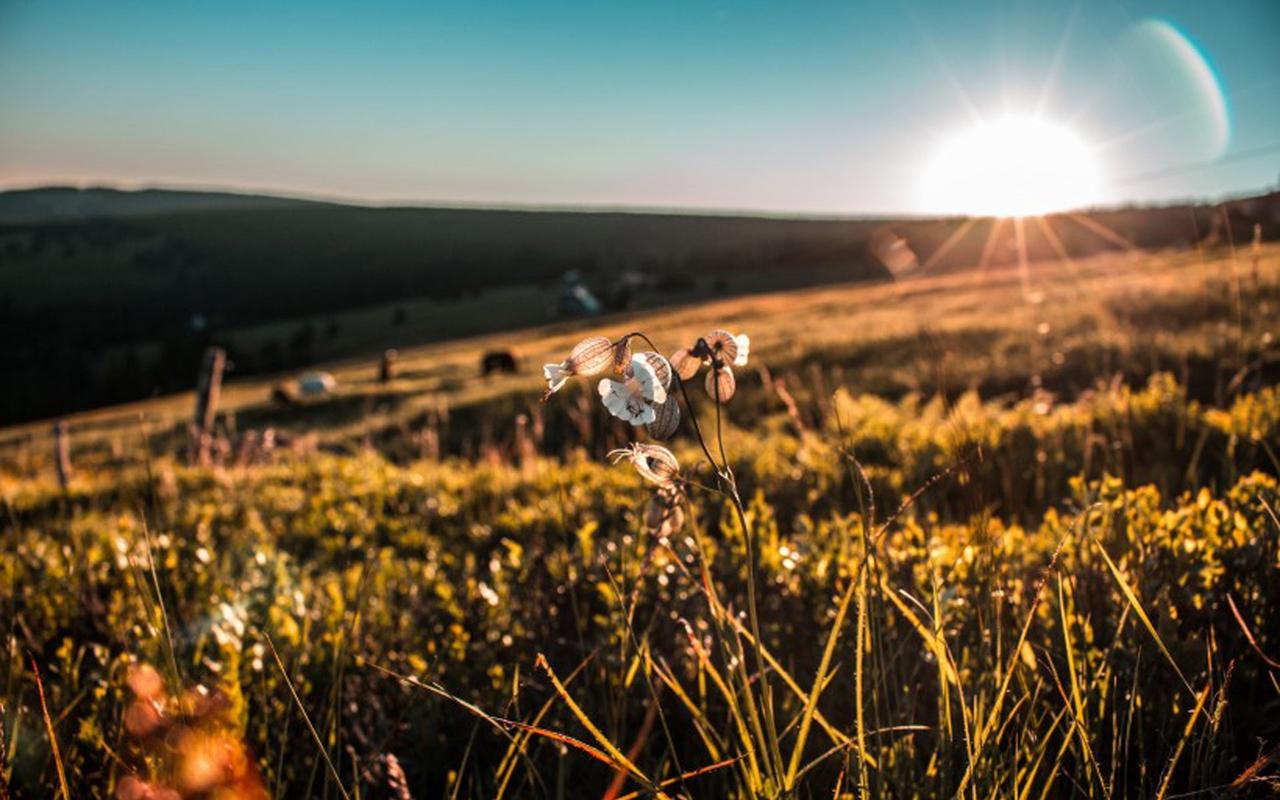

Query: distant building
[557,272,602,317]
[297,371,336,397]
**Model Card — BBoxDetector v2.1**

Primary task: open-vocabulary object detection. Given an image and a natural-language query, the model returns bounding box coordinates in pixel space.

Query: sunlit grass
[2,244,1278,797]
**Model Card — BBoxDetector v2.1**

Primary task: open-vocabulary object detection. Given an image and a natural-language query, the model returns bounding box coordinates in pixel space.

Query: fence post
[53,420,71,489]
[514,413,535,470]
[193,346,226,464]
[1252,223,1263,290]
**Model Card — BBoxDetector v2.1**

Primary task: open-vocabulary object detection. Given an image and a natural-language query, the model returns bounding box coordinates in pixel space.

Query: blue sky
[1,0,1277,215]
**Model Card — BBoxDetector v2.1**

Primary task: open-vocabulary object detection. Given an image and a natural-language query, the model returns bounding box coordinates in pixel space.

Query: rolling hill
[1,185,1275,424]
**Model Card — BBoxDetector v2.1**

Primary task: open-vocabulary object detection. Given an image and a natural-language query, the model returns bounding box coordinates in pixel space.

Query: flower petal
[636,351,673,391]
[706,365,736,403]
[599,376,654,425]
[646,394,681,440]
[732,334,750,367]
[671,348,701,380]
[628,354,665,404]
[631,404,657,426]
[598,378,624,412]
[705,330,739,365]
[566,336,614,376]
[543,363,571,393]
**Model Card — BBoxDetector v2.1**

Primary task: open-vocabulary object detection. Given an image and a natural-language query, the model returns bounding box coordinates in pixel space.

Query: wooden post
[193,346,226,464]
[514,413,535,470]
[420,397,446,461]
[379,348,399,383]
[1253,223,1263,290]
[53,421,71,490]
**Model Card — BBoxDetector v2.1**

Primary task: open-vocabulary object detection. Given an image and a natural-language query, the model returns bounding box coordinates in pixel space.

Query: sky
[1,0,1278,216]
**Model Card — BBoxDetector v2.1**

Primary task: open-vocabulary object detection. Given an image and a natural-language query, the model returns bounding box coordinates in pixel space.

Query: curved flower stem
[625,332,723,475]
[678,477,722,496]
[625,331,782,785]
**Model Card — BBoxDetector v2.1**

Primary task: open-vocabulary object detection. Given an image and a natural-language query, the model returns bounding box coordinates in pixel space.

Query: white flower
[542,336,614,397]
[598,354,667,425]
[631,351,679,438]
[543,363,572,393]
[732,333,750,367]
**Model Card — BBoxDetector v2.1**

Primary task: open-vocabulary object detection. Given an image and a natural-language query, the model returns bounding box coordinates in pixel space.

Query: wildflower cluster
[672,329,749,403]
[544,335,680,432]
[543,328,748,536]
[543,328,749,431]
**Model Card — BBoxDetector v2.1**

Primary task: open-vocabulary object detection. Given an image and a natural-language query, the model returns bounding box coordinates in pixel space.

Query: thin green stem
[627,330,782,790]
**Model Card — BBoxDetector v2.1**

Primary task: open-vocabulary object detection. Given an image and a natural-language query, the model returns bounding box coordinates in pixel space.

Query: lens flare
[920,116,1102,217]
[1119,19,1231,162]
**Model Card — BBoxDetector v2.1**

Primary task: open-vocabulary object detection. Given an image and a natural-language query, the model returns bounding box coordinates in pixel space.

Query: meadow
[3,185,1266,424]
[2,241,1279,798]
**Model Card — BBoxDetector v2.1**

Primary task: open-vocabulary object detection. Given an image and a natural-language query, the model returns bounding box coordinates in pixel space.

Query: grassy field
[4,185,1272,424]
[2,242,1279,797]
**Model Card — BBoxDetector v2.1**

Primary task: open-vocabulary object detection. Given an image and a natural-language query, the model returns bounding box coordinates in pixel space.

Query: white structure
[297,371,337,397]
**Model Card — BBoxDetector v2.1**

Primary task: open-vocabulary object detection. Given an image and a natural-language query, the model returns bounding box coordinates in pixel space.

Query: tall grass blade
[1094,541,1194,696]
[1225,593,1280,669]
[784,570,859,789]
[495,653,594,800]
[956,522,1074,797]
[265,634,353,800]
[611,757,740,800]
[28,654,70,800]
[1154,683,1210,800]
[534,653,668,799]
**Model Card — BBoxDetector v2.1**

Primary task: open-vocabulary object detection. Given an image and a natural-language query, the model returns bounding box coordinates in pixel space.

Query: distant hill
[0,186,325,222]
[1,185,1276,424]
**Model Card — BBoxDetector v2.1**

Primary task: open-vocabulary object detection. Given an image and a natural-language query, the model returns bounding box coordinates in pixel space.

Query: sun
[920,115,1102,217]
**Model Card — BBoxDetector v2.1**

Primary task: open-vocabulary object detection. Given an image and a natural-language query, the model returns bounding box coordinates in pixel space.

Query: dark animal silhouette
[481,350,518,377]
[270,385,300,408]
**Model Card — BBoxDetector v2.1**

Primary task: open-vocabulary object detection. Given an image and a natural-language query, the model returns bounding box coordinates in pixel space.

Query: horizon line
[0,178,1273,223]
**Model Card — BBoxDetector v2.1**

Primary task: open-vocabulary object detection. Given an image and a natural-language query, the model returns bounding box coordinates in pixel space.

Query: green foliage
[3,374,1279,797]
